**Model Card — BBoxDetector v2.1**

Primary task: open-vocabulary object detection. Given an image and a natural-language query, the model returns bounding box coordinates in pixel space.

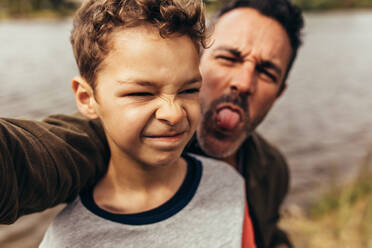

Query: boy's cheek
[101,108,148,138]
[186,101,201,132]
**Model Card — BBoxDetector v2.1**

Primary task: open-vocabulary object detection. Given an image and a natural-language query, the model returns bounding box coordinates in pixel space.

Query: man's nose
[230,64,257,94]
[155,97,185,125]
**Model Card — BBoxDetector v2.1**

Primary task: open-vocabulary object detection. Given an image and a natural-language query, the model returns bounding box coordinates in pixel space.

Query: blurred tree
[292,0,372,10]
[204,0,232,13]
[0,0,78,16]
[31,0,51,10]
[1,0,371,18]
[50,0,63,9]
[5,0,32,15]
[206,0,372,11]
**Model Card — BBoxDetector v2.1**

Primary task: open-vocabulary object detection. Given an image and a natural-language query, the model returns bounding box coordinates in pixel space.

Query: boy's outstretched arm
[0,113,109,224]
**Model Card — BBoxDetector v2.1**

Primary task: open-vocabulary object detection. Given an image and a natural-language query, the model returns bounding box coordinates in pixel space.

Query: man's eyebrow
[213,46,242,58]
[213,46,283,77]
[260,60,282,77]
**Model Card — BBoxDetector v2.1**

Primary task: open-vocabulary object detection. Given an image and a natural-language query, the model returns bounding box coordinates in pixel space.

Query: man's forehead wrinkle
[211,18,253,57]
[214,8,291,57]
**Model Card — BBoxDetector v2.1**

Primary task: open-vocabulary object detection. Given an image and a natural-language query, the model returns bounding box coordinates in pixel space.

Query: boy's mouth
[143,131,187,145]
[145,131,185,139]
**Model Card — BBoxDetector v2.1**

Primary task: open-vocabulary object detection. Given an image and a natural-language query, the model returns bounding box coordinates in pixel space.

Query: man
[0,0,304,247]
[188,1,303,247]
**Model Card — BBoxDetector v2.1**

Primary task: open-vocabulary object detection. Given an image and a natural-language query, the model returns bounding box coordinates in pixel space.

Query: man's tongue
[216,108,241,130]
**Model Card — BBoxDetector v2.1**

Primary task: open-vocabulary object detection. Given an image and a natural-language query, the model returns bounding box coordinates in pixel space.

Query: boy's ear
[72,76,99,120]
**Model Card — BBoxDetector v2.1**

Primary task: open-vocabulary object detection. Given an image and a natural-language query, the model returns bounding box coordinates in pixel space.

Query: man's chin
[196,130,246,159]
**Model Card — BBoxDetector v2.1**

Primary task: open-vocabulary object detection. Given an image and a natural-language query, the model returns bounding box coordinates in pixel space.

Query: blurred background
[0,0,371,247]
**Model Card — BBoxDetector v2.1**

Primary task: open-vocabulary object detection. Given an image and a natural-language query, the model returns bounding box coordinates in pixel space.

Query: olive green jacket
[0,114,291,247]
[0,114,109,223]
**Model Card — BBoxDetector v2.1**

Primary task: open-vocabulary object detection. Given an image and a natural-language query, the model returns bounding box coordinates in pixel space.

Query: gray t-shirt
[40,154,245,248]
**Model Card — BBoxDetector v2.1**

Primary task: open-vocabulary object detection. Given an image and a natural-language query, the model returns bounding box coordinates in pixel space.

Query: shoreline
[0,11,74,21]
[1,5,372,20]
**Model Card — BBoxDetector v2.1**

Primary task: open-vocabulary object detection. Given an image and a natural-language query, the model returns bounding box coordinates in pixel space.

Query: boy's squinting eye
[126,92,154,97]
[180,88,200,94]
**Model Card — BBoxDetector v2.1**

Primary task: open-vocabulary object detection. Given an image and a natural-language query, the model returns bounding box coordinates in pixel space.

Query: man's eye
[127,92,153,97]
[256,66,278,83]
[180,88,200,94]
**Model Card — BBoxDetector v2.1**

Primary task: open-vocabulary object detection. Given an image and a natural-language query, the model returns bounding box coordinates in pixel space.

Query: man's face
[197,8,292,159]
[88,26,201,167]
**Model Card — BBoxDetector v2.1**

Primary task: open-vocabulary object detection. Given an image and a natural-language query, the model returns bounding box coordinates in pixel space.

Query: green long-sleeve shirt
[0,114,109,224]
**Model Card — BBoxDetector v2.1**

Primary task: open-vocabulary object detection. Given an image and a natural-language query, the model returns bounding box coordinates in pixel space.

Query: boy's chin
[142,149,185,168]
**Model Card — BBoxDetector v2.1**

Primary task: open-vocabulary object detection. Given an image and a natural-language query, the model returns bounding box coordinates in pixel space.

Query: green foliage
[0,0,78,18]
[310,152,372,218]
[204,0,372,11]
[361,197,372,247]
[293,0,372,10]
[2,0,372,19]
[203,0,224,14]
[282,152,372,247]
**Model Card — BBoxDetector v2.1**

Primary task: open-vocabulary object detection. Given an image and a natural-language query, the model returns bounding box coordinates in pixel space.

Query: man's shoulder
[245,132,289,178]
[251,132,287,164]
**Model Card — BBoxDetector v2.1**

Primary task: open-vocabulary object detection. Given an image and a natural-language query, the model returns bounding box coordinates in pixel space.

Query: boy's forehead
[107,24,199,57]
[96,25,200,88]
[109,25,160,48]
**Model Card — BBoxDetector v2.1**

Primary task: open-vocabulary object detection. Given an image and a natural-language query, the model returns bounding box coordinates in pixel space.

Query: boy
[39,0,256,247]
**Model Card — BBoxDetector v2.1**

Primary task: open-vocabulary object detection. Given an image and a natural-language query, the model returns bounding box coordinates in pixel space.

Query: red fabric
[242,201,257,248]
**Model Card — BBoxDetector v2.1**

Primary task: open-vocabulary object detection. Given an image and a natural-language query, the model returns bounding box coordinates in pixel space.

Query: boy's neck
[93,155,187,214]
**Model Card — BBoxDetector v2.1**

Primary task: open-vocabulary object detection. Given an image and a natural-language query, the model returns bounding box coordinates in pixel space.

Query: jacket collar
[240,132,269,183]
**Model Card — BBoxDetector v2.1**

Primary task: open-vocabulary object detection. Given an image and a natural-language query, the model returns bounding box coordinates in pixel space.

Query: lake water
[1,11,372,208]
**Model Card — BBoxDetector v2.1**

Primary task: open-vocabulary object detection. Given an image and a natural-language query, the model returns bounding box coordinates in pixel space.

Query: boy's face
[75,26,201,167]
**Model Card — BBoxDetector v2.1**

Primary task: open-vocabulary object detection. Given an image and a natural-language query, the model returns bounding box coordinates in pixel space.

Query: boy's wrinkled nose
[156,97,185,126]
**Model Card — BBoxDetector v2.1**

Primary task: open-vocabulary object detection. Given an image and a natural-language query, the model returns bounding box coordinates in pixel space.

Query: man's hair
[218,0,304,84]
[70,0,207,88]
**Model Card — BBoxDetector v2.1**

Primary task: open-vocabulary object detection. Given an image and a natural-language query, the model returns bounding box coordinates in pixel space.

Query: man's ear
[72,76,98,120]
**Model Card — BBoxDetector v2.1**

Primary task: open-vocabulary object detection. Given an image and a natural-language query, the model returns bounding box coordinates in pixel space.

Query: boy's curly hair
[70,0,207,88]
